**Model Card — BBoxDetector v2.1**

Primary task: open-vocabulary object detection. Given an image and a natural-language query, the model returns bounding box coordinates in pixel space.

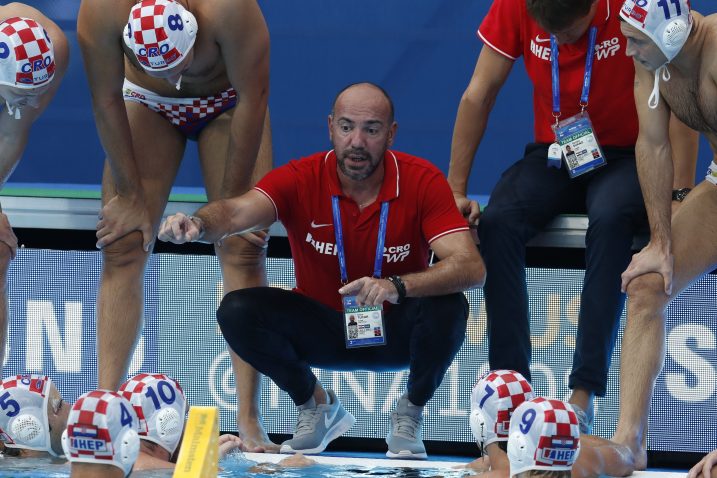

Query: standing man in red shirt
[447,0,696,433]
[77,0,273,451]
[158,82,486,459]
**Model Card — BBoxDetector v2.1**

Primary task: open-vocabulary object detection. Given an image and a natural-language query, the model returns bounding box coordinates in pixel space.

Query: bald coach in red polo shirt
[158,82,486,460]
[446,0,697,434]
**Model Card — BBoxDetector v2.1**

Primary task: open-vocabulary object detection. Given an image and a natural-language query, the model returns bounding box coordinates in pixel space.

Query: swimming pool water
[0,453,472,478]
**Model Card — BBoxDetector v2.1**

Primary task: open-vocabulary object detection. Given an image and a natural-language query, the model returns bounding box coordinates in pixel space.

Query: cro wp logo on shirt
[529,35,621,61]
[305,232,411,263]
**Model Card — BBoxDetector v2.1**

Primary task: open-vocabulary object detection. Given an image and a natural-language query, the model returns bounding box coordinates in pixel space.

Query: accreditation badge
[553,111,606,178]
[343,295,386,348]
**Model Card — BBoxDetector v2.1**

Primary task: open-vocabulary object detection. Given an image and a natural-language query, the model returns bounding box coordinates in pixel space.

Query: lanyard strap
[332,196,390,284]
[551,26,598,122]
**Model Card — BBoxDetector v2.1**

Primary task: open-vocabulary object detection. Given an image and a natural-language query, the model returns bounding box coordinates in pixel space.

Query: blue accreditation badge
[553,111,606,178]
[343,295,386,348]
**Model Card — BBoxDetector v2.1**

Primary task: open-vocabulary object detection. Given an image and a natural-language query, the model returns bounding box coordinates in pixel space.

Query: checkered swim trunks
[122,78,237,138]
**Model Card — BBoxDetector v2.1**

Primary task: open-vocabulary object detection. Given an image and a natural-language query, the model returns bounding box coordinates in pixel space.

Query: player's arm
[635,65,673,246]
[572,435,634,478]
[216,0,269,196]
[688,449,717,478]
[447,45,513,223]
[620,62,674,293]
[158,189,276,244]
[77,0,140,197]
[668,114,699,192]
[0,3,69,186]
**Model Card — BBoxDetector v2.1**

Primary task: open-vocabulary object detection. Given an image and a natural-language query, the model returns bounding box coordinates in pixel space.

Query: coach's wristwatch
[672,187,692,202]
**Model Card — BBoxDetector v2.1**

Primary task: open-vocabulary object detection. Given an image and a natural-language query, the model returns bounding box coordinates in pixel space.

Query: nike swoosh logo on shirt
[311,221,333,229]
[534,35,550,43]
[324,407,339,428]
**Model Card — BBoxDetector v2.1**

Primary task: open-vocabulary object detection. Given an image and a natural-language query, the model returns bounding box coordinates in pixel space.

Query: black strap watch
[386,275,407,303]
[672,188,692,202]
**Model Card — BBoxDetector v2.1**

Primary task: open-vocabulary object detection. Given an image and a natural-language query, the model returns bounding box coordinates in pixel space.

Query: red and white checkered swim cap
[470,370,534,447]
[123,0,197,71]
[508,397,581,477]
[61,390,140,477]
[0,17,55,88]
[118,373,186,454]
[0,374,54,454]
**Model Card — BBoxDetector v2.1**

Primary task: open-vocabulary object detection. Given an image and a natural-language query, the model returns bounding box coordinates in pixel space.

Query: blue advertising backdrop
[12,0,717,195]
[4,250,717,453]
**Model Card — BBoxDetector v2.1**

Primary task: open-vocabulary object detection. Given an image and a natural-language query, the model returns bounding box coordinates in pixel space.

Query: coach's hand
[158,212,203,244]
[339,277,399,306]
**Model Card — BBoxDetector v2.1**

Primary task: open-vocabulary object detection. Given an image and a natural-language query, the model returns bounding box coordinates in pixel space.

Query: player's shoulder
[78,0,133,33]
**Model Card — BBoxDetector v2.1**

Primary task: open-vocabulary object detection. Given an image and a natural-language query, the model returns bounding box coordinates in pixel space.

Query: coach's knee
[101,231,149,270]
[216,289,264,351]
[625,273,669,317]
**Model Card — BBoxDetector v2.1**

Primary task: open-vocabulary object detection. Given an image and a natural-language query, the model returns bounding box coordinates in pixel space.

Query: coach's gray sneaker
[570,403,594,434]
[385,394,427,460]
[280,390,355,454]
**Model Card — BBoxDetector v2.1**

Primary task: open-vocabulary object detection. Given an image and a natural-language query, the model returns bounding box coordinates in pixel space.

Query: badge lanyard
[551,26,598,126]
[331,196,389,284]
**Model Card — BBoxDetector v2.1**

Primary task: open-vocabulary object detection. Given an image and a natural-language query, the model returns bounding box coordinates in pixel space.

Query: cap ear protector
[9,410,45,447]
[507,430,530,469]
[153,406,182,445]
[469,408,488,444]
[658,17,690,58]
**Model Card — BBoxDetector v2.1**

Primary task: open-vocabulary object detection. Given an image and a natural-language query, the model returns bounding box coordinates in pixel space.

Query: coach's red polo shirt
[255,150,469,311]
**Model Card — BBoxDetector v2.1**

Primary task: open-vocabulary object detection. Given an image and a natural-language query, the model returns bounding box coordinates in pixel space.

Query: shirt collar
[324,149,400,203]
[591,0,610,28]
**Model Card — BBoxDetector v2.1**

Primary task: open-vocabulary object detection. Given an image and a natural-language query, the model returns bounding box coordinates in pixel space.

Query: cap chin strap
[5,102,21,119]
[649,64,671,109]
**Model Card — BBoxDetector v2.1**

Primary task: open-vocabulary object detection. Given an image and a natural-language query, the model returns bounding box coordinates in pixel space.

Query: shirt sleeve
[254,161,299,223]
[477,0,524,60]
[420,171,470,244]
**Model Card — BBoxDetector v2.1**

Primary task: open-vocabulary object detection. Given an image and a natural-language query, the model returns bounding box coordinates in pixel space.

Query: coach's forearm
[192,199,238,243]
[399,252,485,298]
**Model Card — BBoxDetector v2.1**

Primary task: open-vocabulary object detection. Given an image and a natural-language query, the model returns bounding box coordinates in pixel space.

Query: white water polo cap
[123,0,197,71]
[118,373,186,454]
[470,370,534,448]
[0,17,55,88]
[62,390,140,477]
[620,0,692,62]
[507,397,581,477]
[0,374,55,454]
